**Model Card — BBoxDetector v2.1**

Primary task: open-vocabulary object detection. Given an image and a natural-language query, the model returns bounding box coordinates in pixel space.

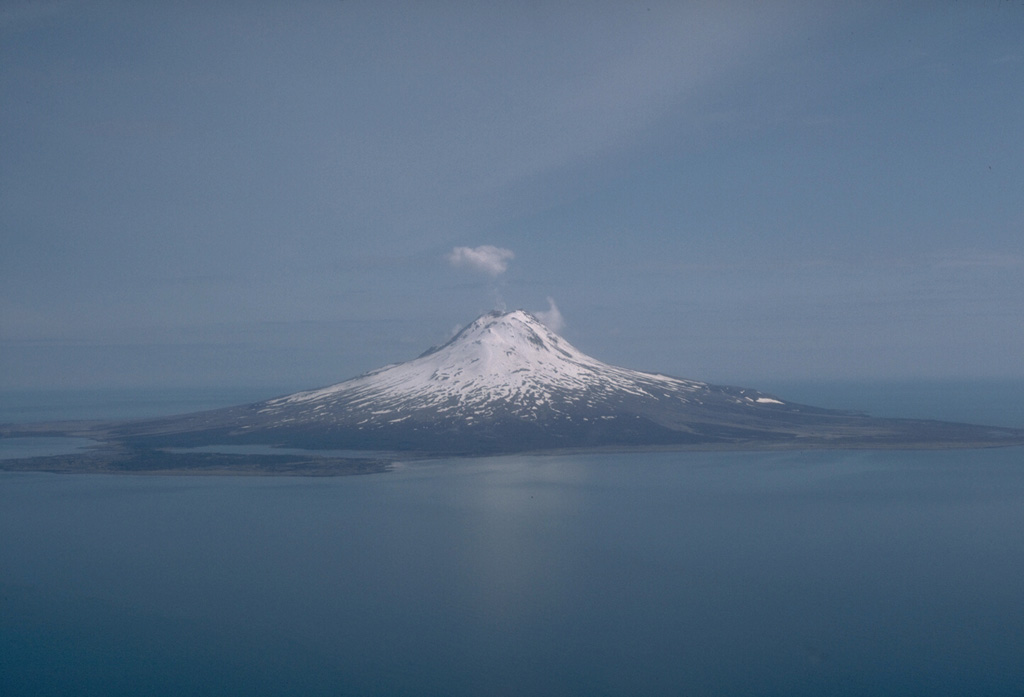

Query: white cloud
[446,245,515,277]
[535,297,565,332]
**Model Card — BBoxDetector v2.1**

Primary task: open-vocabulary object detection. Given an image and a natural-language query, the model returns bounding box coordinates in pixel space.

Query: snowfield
[257,310,773,427]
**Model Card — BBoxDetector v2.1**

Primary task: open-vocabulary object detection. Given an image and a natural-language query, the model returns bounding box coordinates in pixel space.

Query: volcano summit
[81,309,1023,457]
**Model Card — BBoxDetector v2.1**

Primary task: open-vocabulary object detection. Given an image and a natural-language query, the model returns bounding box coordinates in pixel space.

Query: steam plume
[535,297,565,332]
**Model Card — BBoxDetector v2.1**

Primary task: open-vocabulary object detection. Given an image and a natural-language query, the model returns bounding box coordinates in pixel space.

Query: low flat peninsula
[1,415,1022,477]
[0,441,391,477]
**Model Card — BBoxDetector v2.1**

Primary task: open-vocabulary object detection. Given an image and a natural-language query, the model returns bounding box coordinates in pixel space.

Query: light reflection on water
[3,448,1022,696]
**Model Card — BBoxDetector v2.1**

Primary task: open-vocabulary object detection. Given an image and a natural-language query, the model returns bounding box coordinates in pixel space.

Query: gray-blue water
[2,383,1023,696]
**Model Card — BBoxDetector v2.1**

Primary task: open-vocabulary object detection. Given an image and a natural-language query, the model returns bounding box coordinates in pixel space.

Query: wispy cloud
[930,251,1022,270]
[0,0,72,29]
[329,3,829,237]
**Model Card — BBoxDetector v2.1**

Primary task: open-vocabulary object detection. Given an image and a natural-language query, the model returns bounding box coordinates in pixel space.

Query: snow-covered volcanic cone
[111,310,1024,454]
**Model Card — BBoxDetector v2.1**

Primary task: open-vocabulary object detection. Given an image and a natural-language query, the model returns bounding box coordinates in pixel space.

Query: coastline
[2,432,1021,477]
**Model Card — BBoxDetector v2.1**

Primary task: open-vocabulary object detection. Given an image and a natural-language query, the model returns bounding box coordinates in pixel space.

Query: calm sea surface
[2,382,1023,696]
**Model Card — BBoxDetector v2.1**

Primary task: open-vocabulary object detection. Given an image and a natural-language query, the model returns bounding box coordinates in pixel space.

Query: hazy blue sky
[2,1,1022,390]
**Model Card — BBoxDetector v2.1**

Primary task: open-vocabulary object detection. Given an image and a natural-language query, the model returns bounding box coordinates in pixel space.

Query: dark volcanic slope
[104,310,1024,454]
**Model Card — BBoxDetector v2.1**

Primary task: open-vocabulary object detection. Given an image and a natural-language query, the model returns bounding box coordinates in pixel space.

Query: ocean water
[1,383,1023,696]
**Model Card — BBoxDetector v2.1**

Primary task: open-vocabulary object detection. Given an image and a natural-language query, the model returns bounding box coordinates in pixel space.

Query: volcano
[105,309,1024,455]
